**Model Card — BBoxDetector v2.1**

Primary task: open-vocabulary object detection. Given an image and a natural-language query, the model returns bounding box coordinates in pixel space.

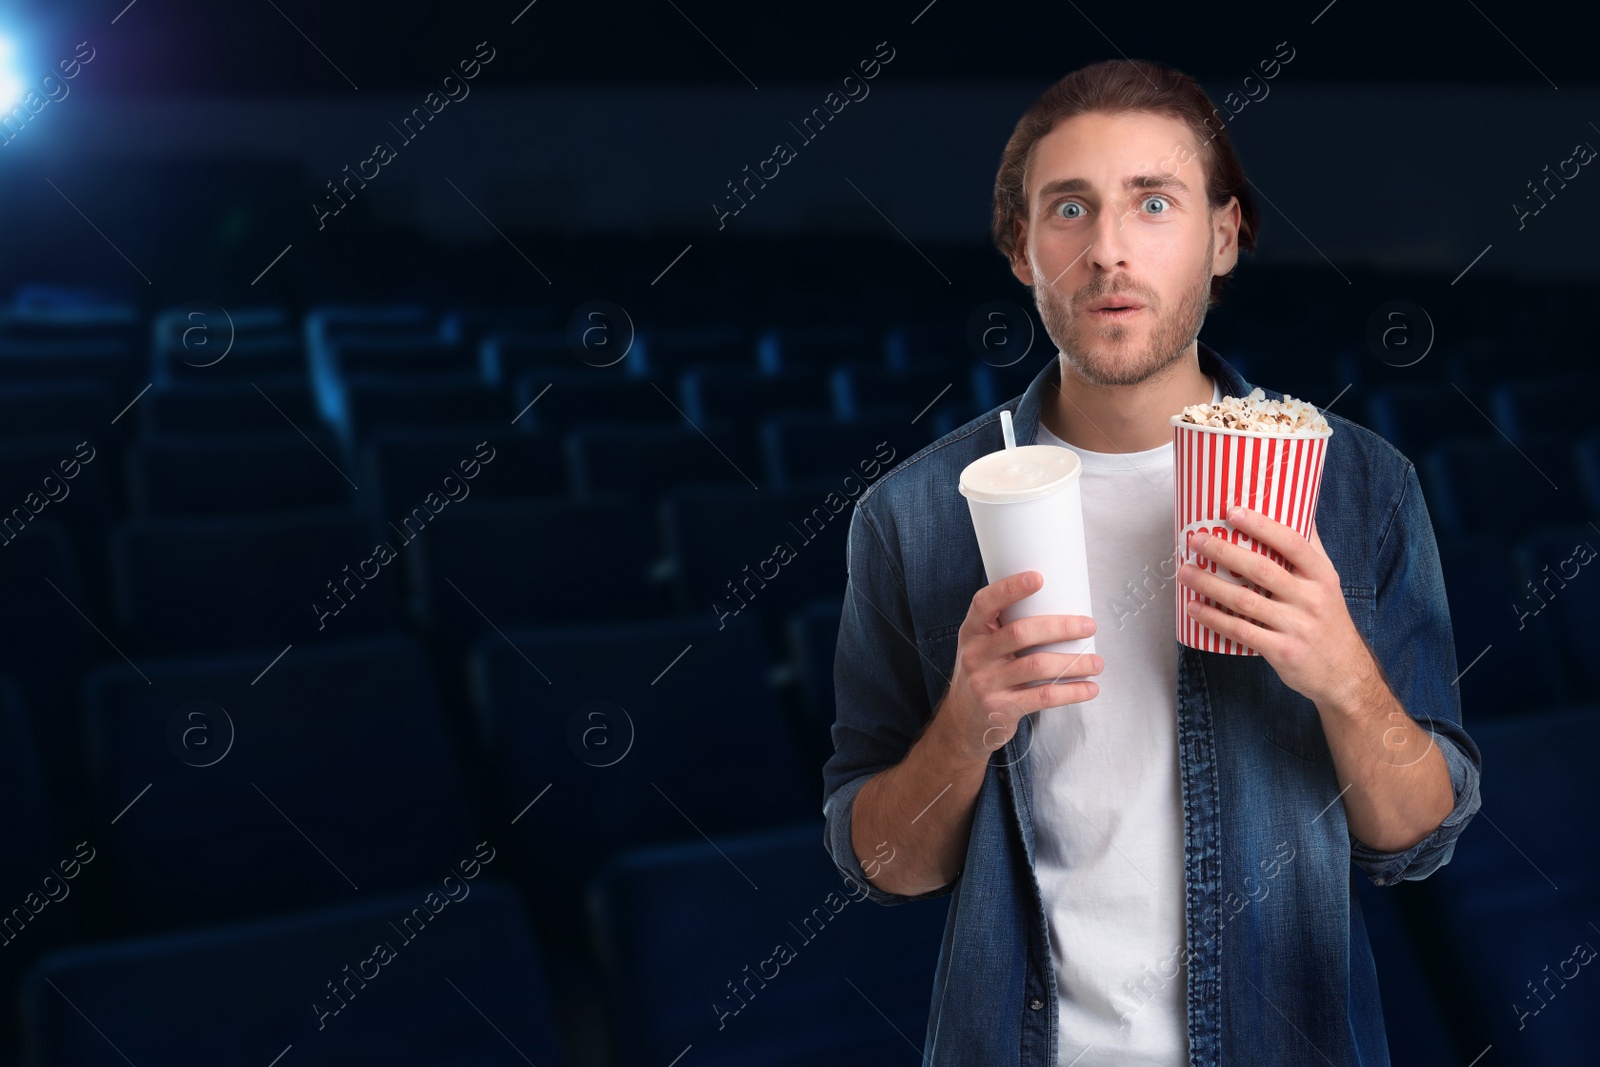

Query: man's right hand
[931,570,1103,765]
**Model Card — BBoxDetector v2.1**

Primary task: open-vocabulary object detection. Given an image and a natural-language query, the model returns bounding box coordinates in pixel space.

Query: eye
[1053,200,1085,219]
[1142,195,1172,214]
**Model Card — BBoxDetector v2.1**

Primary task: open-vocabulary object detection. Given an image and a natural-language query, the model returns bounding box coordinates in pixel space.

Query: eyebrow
[1035,173,1191,205]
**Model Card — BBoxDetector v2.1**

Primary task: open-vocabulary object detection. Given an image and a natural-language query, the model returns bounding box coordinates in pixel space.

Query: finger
[1183,565,1277,629]
[1187,526,1289,600]
[971,571,1041,630]
[997,614,1098,659]
[1184,597,1276,652]
[1003,648,1102,688]
[1018,677,1100,711]
[1227,506,1325,582]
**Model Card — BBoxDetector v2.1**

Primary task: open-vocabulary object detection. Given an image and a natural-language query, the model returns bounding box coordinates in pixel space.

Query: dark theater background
[0,0,1595,1063]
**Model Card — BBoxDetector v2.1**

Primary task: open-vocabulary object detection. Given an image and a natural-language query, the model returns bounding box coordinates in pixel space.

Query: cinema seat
[407,495,663,641]
[480,330,576,385]
[127,432,354,516]
[590,822,946,1067]
[343,378,508,441]
[511,370,681,436]
[0,676,74,1056]
[760,411,922,490]
[830,360,971,422]
[362,426,568,520]
[1332,343,1448,396]
[304,305,438,355]
[1436,535,1567,718]
[0,435,122,602]
[21,880,563,1066]
[140,380,322,438]
[469,615,813,952]
[789,596,845,733]
[680,368,833,429]
[757,324,886,373]
[567,423,761,505]
[305,307,444,426]
[1578,429,1600,515]
[150,305,300,384]
[332,338,476,379]
[0,381,118,438]
[1512,524,1600,703]
[164,333,305,385]
[1423,438,1585,541]
[638,324,756,378]
[0,339,139,390]
[1366,385,1495,461]
[82,636,476,932]
[971,357,1049,410]
[1490,375,1600,447]
[0,521,100,814]
[658,484,854,654]
[884,315,969,369]
[1419,706,1600,1066]
[0,293,139,348]
[444,307,557,354]
[1352,876,1458,1067]
[151,304,286,348]
[110,508,403,655]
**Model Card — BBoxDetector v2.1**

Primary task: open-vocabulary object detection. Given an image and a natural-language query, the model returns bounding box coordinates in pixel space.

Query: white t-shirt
[1028,374,1220,1066]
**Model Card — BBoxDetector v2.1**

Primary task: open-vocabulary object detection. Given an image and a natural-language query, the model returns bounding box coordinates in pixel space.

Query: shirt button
[1028,997,1044,1011]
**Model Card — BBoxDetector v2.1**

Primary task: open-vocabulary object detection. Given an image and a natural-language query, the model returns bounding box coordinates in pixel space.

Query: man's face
[1009,110,1238,388]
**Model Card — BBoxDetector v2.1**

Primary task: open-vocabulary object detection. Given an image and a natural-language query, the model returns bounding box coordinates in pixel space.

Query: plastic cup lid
[959,444,1081,503]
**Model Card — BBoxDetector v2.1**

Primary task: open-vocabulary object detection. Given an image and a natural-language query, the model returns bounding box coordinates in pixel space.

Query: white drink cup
[958,419,1095,686]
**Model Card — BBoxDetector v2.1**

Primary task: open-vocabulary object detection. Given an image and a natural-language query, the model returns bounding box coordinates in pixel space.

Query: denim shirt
[821,342,1483,1066]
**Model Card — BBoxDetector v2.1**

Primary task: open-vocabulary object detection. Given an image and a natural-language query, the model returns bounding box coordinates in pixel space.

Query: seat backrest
[129,432,354,516]
[82,636,476,931]
[590,821,947,1065]
[21,878,562,1064]
[408,495,661,637]
[469,615,813,949]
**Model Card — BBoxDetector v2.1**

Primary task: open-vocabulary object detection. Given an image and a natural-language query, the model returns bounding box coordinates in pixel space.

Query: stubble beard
[1032,233,1215,389]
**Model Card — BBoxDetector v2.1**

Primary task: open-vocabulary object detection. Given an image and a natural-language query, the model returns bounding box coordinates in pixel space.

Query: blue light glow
[0,36,23,111]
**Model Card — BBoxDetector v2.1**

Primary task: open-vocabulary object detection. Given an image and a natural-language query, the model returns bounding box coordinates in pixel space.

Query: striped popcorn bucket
[1170,414,1333,655]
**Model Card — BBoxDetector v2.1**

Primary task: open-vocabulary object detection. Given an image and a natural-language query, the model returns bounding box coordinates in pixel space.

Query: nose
[1087,201,1131,275]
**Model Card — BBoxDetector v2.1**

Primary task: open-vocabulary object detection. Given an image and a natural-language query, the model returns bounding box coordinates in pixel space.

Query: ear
[1212,195,1241,276]
[1008,216,1035,286]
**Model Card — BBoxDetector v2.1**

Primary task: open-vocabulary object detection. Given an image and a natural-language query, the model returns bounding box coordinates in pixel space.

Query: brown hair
[991,58,1260,306]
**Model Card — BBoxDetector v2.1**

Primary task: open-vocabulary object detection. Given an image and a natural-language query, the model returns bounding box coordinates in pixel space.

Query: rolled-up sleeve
[1351,459,1483,886]
[821,493,957,906]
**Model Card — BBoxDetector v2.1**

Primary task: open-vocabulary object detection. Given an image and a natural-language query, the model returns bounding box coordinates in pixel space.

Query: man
[821,57,1481,1066]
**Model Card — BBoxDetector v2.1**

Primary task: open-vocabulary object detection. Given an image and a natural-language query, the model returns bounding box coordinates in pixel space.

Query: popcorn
[1178,387,1329,435]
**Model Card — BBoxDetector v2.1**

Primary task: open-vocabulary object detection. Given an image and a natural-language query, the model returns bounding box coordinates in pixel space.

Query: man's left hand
[1177,505,1375,709]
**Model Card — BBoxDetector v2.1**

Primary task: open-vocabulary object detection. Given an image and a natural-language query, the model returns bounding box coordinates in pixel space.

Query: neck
[1042,344,1214,453]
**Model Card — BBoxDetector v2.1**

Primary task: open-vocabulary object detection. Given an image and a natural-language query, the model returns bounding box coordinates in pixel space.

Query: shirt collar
[1009,340,1252,447]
